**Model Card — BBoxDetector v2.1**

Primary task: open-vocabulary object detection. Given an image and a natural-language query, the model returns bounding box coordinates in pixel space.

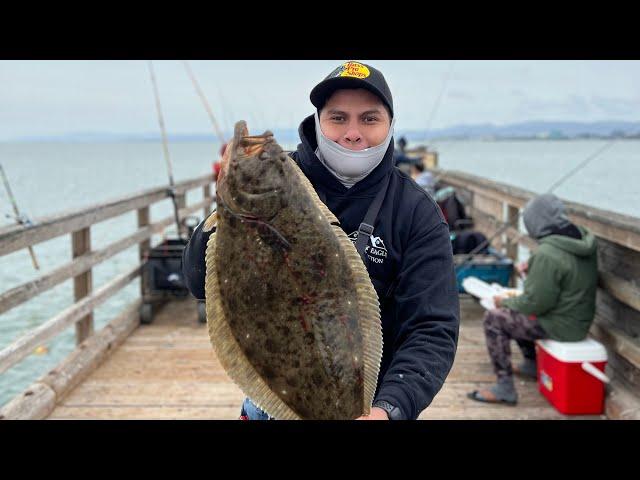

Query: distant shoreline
[3,135,639,144]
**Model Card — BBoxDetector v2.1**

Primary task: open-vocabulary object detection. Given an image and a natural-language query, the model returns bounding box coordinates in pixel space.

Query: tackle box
[454,248,514,293]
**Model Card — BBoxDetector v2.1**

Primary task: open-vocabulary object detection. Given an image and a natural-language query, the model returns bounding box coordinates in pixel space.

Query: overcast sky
[1,60,639,140]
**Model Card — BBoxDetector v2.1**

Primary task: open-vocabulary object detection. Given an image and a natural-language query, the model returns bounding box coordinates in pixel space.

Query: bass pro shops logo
[331,61,371,80]
[348,231,388,265]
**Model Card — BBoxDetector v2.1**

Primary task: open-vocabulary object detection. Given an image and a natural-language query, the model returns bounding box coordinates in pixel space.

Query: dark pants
[483,308,547,381]
[239,398,273,420]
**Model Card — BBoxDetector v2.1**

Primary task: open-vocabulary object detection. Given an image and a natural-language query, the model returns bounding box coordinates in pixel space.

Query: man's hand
[355,407,389,420]
[516,260,529,278]
[493,294,503,308]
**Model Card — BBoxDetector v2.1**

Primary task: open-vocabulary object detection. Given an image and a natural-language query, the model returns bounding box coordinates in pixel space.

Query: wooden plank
[565,200,640,252]
[590,323,640,371]
[203,185,213,221]
[0,300,141,419]
[474,192,503,220]
[597,237,640,282]
[0,382,57,420]
[606,350,640,398]
[438,168,640,251]
[72,227,93,344]
[506,204,520,286]
[419,406,602,420]
[605,380,640,420]
[598,271,640,312]
[0,200,211,317]
[0,174,213,257]
[175,193,186,237]
[505,225,538,251]
[59,381,243,407]
[41,299,141,402]
[437,169,532,209]
[47,405,241,420]
[138,207,150,298]
[595,288,640,340]
[0,264,141,374]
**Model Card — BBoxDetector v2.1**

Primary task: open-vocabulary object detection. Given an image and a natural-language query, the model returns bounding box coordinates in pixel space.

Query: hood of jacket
[539,225,597,257]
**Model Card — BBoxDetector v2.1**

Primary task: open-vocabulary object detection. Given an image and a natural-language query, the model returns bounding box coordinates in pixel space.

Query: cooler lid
[537,338,607,362]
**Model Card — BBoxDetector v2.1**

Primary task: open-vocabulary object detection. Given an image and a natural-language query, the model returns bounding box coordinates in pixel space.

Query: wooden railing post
[137,206,150,298]
[506,204,520,287]
[72,227,93,344]
[175,193,186,237]
[203,184,212,220]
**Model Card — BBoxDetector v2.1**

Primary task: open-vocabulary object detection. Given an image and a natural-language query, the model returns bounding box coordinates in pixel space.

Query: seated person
[409,161,437,197]
[467,193,598,405]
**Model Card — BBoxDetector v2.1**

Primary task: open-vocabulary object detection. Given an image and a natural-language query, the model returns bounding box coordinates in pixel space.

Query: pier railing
[434,167,640,419]
[0,173,215,418]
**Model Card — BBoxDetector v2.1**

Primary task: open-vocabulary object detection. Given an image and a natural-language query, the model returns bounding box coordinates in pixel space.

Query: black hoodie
[182,115,460,419]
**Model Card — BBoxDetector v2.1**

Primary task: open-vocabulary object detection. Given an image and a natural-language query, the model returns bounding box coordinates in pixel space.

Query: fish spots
[261,364,277,380]
[278,324,291,336]
[264,338,278,354]
[299,314,309,332]
[304,332,315,346]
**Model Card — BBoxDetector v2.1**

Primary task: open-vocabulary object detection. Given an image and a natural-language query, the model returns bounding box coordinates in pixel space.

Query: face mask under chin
[314,111,395,188]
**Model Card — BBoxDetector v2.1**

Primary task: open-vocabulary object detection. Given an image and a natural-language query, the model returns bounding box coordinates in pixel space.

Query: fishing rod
[423,61,456,147]
[455,139,618,271]
[0,163,40,270]
[181,60,227,145]
[147,60,183,239]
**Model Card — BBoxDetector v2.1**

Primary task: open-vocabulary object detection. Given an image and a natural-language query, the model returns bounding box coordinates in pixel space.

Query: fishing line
[147,60,183,239]
[0,162,40,269]
[424,61,456,145]
[182,60,227,145]
[455,139,618,270]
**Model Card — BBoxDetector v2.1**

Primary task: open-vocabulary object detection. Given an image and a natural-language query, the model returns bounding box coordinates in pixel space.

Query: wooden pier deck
[46,295,602,420]
[2,167,639,420]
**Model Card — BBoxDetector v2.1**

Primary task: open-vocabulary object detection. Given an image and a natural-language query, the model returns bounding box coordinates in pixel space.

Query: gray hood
[523,193,571,240]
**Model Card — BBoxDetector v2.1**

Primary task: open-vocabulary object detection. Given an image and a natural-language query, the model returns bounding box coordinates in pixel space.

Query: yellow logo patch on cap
[336,61,370,79]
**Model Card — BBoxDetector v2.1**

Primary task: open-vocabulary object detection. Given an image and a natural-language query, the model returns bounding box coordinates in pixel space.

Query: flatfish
[203,121,382,420]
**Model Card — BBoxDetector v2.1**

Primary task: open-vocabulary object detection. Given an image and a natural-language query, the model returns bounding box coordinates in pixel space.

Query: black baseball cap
[310,61,394,118]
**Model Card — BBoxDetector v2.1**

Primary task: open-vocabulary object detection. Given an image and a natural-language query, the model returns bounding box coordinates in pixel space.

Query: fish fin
[287,157,340,225]
[332,224,383,415]
[205,231,301,420]
[202,211,218,233]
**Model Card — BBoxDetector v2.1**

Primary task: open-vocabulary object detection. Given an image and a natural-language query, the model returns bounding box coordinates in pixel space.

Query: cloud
[513,94,593,119]
[446,90,475,101]
[590,95,640,116]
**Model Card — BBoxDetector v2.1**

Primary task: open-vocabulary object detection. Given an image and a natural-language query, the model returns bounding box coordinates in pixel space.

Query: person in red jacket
[212,143,227,181]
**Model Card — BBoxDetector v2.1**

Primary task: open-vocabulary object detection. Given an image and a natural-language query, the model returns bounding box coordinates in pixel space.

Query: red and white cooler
[535,338,609,415]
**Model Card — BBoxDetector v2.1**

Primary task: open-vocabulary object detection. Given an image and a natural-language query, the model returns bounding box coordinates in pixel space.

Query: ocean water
[0,139,638,407]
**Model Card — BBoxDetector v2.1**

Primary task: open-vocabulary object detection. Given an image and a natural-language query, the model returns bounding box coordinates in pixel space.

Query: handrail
[433,164,640,419]
[0,173,215,380]
[0,174,213,257]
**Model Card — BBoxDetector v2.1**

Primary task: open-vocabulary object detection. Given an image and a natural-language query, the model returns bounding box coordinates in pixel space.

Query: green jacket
[501,226,598,341]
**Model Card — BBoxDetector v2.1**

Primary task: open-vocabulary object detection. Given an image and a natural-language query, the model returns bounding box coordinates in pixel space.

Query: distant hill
[9,121,640,143]
[398,120,640,141]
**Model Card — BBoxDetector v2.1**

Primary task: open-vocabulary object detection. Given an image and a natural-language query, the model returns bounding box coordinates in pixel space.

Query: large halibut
[204,121,382,420]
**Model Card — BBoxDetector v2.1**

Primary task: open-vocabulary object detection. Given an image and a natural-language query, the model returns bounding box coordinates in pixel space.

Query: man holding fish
[183,61,460,420]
